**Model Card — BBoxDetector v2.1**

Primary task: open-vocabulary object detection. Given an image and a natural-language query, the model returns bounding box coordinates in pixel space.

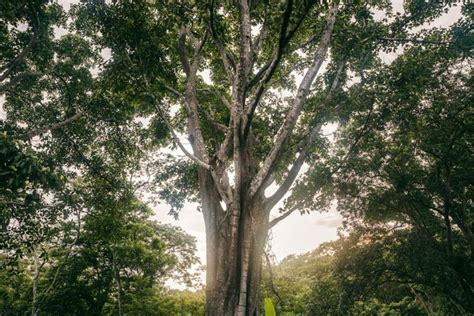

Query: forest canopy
[0,0,472,315]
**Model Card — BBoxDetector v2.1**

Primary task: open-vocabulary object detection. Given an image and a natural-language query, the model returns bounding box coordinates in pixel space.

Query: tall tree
[70,1,390,313]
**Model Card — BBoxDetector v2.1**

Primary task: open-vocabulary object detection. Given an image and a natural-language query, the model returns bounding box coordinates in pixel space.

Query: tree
[69,1,393,313]
[0,0,71,258]
[262,229,464,314]
[261,245,334,314]
[0,174,201,316]
[305,226,472,315]
[331,7,473,312]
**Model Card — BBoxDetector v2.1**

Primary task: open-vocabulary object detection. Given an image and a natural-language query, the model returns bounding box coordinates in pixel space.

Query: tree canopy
[0,0,472,314]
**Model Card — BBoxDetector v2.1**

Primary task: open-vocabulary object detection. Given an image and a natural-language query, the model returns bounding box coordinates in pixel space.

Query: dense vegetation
[0,0,472,314]
[263,227,473,315]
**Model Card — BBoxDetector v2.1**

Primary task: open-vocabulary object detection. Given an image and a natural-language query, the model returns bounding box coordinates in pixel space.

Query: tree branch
[178,27,191,76]
[161,84,228,133]
[250,2,269,68]
[269,204,297,228]
[246,0,315,92]
[377,37,452,46]
[1,1,40,83]
[249,3,338,198]
[201,108,228,133]
[175,28,235,204]
[22,112,84,140]
[243,0,296,141]
[149,95,211,170]
[264,251,283,306]
[265,58,345,210]
[209,0,236,80]
[177,26,211,165]
[264,123,323,211]
[0,27,38,83]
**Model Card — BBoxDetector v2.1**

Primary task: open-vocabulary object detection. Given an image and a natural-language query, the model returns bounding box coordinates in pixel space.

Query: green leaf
[264,298,276,316]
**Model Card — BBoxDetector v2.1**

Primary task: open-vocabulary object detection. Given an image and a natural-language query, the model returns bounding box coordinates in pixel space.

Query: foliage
[264,229,467,315]
[0,0,472,313]
[157,289,205,316]
[0,127,64,255]
[328,5,474,312]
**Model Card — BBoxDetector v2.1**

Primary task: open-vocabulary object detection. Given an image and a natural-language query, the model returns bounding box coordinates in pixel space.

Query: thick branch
[177,26,210,164]
[264,58,345,211]
[22,112,84,140]
[264,122,323,211]
[0,26,38,83]
[209,0,236,79]
[178,27,191,76]
[249,3,338,198]
[250,2,269,68]
[216,118,233,162]
[236,0,252,94]
[176,28,234,204]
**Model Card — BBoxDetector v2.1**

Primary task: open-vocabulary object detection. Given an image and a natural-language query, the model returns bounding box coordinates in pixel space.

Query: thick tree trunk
[204,211,269,315]
[201,168,269,315]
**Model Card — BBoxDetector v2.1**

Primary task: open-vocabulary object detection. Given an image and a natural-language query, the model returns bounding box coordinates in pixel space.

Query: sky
[1,0,463,288]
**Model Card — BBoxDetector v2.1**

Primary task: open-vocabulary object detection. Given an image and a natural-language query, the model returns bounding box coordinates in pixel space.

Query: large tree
[2,0,469,314]
[70,1,391,313]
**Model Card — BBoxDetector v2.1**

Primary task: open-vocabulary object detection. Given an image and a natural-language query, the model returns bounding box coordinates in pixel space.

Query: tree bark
[112,249,123,316]
[202,185,270,315]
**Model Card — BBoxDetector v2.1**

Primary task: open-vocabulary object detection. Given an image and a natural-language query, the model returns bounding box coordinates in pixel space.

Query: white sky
[1,0,462,288]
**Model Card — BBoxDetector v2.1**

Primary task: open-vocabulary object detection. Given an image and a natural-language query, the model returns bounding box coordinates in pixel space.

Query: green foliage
[1,0,472,314]
[0,126,63,255]
[261,248,334,314]
[0,181,201,315]
[157,290,205,316]
[350,297,424,316]
[0,258,32,315]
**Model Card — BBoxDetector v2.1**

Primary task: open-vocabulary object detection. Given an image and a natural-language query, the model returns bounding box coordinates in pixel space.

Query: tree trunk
[201,167,270,315]
[31,251,39,316]
[204,213,269,315]
[112,249,123,316]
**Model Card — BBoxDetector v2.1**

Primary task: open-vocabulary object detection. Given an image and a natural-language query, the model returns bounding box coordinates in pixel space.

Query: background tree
[0,0,70,258]
[330,6,473,312]
[262,228,469,315]
[0,175,201,316]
